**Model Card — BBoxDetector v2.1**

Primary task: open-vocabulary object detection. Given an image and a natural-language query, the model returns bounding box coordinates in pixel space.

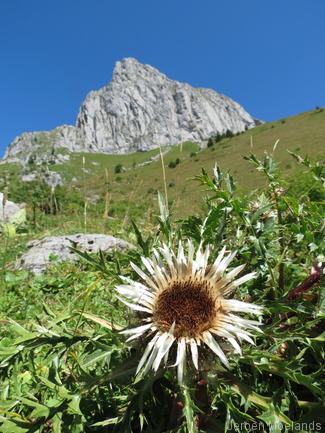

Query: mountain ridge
[0,108,324,218]
[2,57,259,164]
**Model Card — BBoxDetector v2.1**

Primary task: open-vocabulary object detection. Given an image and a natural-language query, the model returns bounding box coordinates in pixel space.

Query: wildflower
[116,241,263,383]
[248,193,277,219]
[272,186,286,197]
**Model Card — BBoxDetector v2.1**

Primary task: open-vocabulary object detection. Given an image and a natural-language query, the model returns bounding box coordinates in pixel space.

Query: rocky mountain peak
[2,58,260,164]
[112,57,167,81]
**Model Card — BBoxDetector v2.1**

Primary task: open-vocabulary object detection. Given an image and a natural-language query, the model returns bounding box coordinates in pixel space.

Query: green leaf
[157,191,169,222]
[257,404,293,433]
[81,312,122,330]
[180,385,198,433]
[90,417,119,427]
[131,220,151,256]
[82,348,113,368]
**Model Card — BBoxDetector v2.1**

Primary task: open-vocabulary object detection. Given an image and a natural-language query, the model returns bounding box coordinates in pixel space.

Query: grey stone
[54,153,70,164]
[21,173,38,182]
[17,233,133,274]
[0,192,21,222]
[43,171,62,188]
[2,125,80,164]
[2,58,260,163]
[86,194,100,204]
[21,170,62,188]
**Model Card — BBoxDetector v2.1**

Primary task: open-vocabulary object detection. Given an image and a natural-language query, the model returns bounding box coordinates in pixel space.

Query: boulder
[0,192,21,223]
[43,171,63,188]
[21,170,62,188]
[17,233,133,274]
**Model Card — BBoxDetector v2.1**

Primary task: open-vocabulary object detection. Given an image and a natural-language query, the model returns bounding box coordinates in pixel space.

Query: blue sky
[1,0,324,157]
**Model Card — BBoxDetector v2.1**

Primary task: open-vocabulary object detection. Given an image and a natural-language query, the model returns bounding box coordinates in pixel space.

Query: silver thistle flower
[116,241,263,383]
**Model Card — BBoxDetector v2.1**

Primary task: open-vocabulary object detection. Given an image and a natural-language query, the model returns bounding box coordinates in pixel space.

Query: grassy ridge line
[0,109,324,218]
[58,109,325,216]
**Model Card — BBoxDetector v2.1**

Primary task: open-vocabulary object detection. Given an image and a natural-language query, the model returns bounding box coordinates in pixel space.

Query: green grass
[65,109,325,216]
[1,109,323,302]
[1,109,324,220]
[54,146,163,180]
[0,148,323,431]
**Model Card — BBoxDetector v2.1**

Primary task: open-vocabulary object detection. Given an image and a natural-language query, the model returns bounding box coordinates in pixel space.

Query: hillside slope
[1,109,324,218]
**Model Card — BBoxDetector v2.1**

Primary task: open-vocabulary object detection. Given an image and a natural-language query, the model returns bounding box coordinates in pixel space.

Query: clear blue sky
[1,0,324,157]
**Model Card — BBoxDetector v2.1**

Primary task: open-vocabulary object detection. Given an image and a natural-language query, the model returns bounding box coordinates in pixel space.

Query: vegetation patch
[0,147,324,432]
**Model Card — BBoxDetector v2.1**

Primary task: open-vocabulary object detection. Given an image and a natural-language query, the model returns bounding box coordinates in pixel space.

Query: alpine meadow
[0,20,324,433]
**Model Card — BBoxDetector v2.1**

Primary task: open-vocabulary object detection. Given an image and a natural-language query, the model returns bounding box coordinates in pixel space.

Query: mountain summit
[3,58,259,163]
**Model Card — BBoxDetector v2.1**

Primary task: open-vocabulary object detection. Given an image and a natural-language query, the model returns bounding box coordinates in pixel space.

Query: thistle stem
[195,376,211,431]
[272,186,285,294]
[287,264,321,300]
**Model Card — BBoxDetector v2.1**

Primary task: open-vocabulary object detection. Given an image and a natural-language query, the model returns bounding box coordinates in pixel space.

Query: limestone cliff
[2,58,259,163]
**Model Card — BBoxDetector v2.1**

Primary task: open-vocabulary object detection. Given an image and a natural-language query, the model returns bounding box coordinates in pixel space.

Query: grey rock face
[21,172,38,182]
[21,170,63,189]
[0,192,21,222]
[76,58,257,153]
[17,233,133,274]
[43,171,63,188]
[2,125,79,164]
[3,58,259,162]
